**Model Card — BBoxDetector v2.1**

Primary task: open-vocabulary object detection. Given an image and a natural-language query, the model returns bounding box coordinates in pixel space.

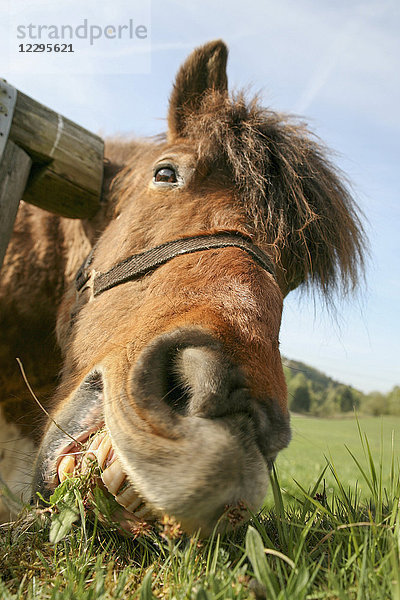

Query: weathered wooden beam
[5,84,104,219]
[0,140,32,268]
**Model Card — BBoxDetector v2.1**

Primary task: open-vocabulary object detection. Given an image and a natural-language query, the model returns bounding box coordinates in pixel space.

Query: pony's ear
[168,40,228,138]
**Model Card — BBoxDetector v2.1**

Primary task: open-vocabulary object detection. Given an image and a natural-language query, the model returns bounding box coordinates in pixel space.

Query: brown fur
[0,40,365,528]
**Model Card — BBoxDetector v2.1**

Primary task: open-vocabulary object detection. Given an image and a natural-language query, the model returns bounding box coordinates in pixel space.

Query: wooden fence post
[0,140,31,268]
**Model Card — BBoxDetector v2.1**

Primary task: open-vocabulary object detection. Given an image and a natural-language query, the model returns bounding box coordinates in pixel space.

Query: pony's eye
[154,166,177,184]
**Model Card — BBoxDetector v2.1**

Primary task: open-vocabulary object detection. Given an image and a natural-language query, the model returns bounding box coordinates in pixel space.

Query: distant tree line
[283,358,399,417]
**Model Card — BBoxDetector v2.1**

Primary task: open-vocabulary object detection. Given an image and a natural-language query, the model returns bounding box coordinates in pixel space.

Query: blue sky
[2,0,399,393]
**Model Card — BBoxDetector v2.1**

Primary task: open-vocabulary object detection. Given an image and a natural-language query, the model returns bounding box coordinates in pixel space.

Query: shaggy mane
[183,89,366,297]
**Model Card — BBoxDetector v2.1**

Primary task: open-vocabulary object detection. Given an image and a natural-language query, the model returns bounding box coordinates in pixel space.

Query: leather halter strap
[75,232,276,299]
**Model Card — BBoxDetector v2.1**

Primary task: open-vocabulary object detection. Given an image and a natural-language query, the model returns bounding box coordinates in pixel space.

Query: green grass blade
[246,526,277,598]
[356,532,369,600]
[49,490,80,544]
[196,589,212,600]
[140,568,156,600]
[344,444,375,497]
[270,465,290,552]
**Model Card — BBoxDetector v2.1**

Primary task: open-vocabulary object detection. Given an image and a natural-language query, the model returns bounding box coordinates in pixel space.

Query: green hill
[281,356,399,417]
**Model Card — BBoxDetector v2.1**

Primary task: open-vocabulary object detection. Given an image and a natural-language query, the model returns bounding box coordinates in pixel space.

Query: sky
[1,0,399,394]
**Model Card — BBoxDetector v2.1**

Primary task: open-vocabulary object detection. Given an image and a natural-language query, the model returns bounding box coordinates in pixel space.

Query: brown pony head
[33,41,364,533]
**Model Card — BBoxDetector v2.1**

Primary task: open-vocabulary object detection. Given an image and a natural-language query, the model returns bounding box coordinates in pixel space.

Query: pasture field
[276,415,400,498]
[1,415,399,599]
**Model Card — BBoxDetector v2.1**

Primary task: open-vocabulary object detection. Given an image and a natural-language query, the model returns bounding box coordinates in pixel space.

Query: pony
[0,40,365,533]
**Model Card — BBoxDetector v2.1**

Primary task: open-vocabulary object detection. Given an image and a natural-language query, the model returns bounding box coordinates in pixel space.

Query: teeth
[104,448,116,468]
[115,487,143,512]
[101,457,126,495]
[57,429,154,525]
[81,432,105,471]
[134,504,153,519]
[57,454,76,482]
[96,434,113,469]
[116,477,130,495]
[87,431,106,454]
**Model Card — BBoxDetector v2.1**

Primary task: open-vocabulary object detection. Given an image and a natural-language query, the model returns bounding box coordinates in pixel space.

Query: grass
[276,415,400,497]
[0,415,399,599]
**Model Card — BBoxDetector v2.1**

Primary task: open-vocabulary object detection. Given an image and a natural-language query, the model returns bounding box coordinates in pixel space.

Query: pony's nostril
[174,345,229,417]
[131,328,247,420]
[162,349,192,415]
